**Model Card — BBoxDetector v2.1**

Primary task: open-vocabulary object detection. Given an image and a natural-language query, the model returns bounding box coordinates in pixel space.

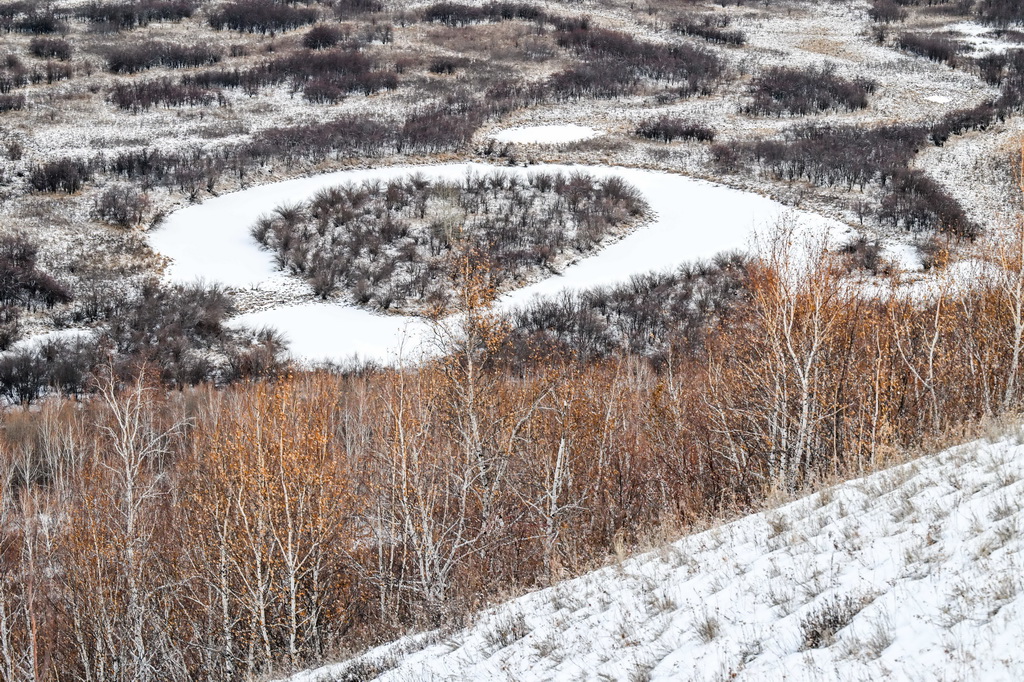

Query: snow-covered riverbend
[150,163,850,364]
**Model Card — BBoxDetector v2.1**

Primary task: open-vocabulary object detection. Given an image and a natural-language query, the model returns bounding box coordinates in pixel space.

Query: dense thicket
[182,47,397,103]
[0,235,70,352]
[421,1,552,27]
[29,158,92,193]
[0,278,287,399]
[208,0,319,34]
[0,235,70,311]
[109,77,214,111]
[105,40,221,73]
[712,123,978,238]
[713,124,924,190]
[671,12,746,46]
[868,0,907,23]
[744,66,875,116]
[7,230,1024,678]
[506,252,749,362]
[252,170,648,308]
[28,37,71,60]
[0,53,72,92]
[550,25,724,99]
[76,0,196,30]
[897,32,962,66]
[634,116,715,142]
[977,0,1024,26]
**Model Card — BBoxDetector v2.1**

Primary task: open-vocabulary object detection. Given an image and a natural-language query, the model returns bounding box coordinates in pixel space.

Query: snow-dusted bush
[252,170,649,310]
[421,1,550,27]
[672,13,746,46]
[635,116,715,142]
[505,252,750,362]
[0,234,72,310]
[92,184,151,226]
[183,47,397,102]
[303,23,344,50]
[28,37,71,60]
[334,0,383,18]
[108,77,213,111]
[977,0,1024,27]
[29,158,92,193]
[744,66,875,116]
[76,0,196,30]
[928,101,996,145]
[12,11,65,34]
[0,93,24,111]
[897,32,963,66]
[105,40,221,73]
[551,25,724,99]
[868,0,907,24]
[713,124,924,190]
[878,169,979,239]
[208,0,319,34]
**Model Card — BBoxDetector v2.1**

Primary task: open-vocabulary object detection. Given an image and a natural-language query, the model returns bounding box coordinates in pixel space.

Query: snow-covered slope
[290,432,1024,681]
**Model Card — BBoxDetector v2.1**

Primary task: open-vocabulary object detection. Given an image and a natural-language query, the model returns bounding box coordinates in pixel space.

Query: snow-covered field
[289,430,1024,681]
[491,125,603,144]
[152,163,849,363]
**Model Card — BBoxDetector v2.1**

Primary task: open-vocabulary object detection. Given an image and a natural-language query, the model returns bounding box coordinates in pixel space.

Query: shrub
[552,26,723,99]
[0,234,72,309]
[635,117,715,142]
[0,93,24,111]
[29,158,91,193]
[428,57,462,74]
[897,32,962,65]
[252,170,649,311]
[839,235,887,275]
[108,77,213,111]
[77,0,196,30]
[209,48,397,100]
[0,351,47,404]
[106,41,222,73]
[868,0,908,23]
[505,252,750,362]
[0,305,20,351]
[671,13,746,46]
[745,66,874,116]
[208,0,319,34]
[800,596,867,650]
[303,23,343,49]
[421,2,548,26]
[92,185,151,226]
[977,0,1024,27]
[13,11,65,34]
[334,0,383,18]
[28,37,72,60]
[878,169,979,239]
[713,123,925,190]
[928,102,996,145]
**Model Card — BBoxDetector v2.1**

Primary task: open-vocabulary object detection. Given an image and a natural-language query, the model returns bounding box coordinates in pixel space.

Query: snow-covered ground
[152,163,850,364]
[491,125,604,144]
[289,430,1024,681]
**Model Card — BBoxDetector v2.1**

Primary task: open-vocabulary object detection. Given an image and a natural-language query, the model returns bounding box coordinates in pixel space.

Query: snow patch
[491,125,602,144]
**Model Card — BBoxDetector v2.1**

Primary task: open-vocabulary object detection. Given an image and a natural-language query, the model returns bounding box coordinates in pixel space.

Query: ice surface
[490,124,602,144]
[152,163,849,364]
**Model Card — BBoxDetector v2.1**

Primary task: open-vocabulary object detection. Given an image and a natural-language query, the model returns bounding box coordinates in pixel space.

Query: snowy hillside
[290,432,1024,681]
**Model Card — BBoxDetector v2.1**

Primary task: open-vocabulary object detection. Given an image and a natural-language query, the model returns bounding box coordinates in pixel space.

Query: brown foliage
[4,225,1024,677]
